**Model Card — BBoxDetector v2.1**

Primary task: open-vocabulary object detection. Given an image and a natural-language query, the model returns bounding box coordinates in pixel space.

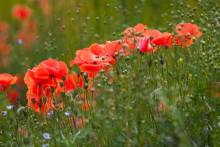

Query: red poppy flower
[12,5,32,21]
[24,59,69,113]
[175,23,202,47]
[136,32,172,53]
[122,23,173,54]
[152,32,173,48]
[105,40,123,57]
[0,73,17,92]
[70,43,116,78]
[124,23,147,35]
[122,23,147,50]
[29,59,68,84]
[137,36,154,53]
[25,58,69,93]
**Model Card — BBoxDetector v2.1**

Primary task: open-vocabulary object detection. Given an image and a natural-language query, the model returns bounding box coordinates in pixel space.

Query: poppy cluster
[70,23,202,79]
[122,23,172,53]
[0,22,202,114]
[24,59,83,113]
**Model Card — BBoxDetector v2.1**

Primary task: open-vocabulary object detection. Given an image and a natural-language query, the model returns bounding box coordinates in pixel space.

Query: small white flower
[43,132,51,140]
[42,144,49,147]
[6,105,14,110]
[47,111,54,118]
[17,39,23,45]
[2,111,7,116]
[64,111,71,117]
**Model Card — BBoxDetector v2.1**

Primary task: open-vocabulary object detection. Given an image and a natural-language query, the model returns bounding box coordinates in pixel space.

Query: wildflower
[12,5,32,21]
[122,23,148,50]
[17,39,23,45]
[0,73,17,92]
[43,132,51,140]
[24,59,68,113]
[152,32,172,48]
[2,111,7,116]
[47,111,54,118]
[64,111,72,117]
[178,57,184,63]
[70,42,117,78]
[6,105,14,110]
[175,23,202,47]
[137,36,154,53]
[42,144,49,147]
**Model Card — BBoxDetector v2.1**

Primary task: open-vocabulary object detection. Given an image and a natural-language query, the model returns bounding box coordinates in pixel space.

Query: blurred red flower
[0,22,9,42]
[12,5,32,21]
[0,73,17,92]
[6,74,25,105]
[16,20,38,49]
[175,23,202,47]
[40,0,52,17]
[7,89,20,104]
[0,22,10,67]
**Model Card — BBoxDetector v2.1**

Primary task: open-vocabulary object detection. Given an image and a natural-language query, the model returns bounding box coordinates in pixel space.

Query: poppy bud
[42,96,47,104]
[31,98,36,104]
[50,87,55,93]
[38,100,42,109]
[62,76,66,81]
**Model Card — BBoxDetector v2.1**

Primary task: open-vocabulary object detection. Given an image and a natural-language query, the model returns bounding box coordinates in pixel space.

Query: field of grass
[0,0,220,146]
